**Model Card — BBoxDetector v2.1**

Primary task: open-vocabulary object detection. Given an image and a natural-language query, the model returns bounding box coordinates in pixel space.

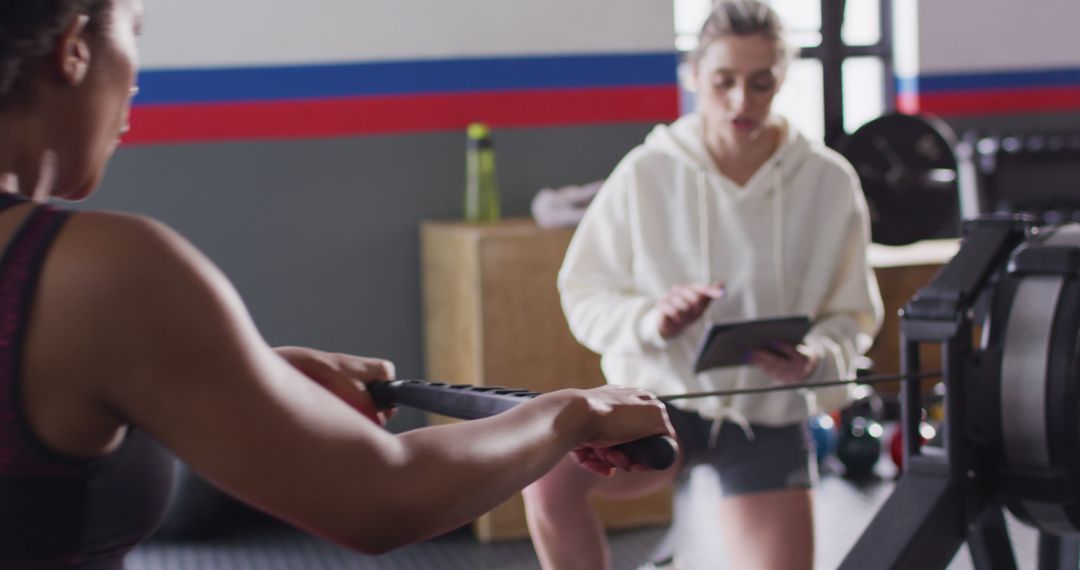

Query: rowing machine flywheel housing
[987,223,1080,534]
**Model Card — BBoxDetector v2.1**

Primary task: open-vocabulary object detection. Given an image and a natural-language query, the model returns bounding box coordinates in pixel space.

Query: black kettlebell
[837,416,883,478]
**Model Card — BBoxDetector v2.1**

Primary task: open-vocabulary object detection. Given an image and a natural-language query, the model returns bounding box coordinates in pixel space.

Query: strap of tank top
[0,204,75,475]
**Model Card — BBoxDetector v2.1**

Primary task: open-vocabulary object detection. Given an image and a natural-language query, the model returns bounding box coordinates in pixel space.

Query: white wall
[915,0,1080,74]
[141,0,676,68]
[895,0,1080,78]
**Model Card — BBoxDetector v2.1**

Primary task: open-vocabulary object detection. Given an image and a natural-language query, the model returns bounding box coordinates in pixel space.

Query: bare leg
[524,456,680,570]
[717,487,814,570]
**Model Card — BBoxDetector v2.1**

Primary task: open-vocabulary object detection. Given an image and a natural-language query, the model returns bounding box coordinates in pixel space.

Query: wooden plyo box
[420,219,672,542]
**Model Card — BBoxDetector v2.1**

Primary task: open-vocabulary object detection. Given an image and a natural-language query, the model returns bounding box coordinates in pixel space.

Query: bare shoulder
[37,209,253,389]
[55,210,209,276]
[47,210,235,314]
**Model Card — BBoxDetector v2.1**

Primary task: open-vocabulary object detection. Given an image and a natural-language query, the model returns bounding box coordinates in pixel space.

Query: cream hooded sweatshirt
[559,114,884,426]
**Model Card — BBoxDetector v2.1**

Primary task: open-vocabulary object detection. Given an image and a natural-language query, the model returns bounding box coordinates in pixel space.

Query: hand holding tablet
[693,315,814,373]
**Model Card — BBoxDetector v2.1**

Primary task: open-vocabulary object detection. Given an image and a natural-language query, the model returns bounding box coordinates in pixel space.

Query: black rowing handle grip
[367,380,677,471]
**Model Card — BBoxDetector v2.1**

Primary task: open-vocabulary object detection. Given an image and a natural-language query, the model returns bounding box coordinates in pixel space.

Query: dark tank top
[0,195,175,569]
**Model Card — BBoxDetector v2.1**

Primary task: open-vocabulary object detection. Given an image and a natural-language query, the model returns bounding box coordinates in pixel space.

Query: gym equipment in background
[957,130,1080,224]
[809,414,839,464]
[839,385,885,425]
[840,215,1080,569]
[889,418,935,473]
[837,113,962,246]
[836,416,883,478]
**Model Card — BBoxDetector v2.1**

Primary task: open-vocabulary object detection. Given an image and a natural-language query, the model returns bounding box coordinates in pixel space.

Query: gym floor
[129,462,1040,570]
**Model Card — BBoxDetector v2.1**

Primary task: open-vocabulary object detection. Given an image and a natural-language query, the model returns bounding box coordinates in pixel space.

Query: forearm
[224,390,591,554]
[290,383,673,554]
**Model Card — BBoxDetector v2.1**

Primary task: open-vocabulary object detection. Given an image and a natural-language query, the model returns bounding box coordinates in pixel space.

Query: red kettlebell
[890,422,936,472]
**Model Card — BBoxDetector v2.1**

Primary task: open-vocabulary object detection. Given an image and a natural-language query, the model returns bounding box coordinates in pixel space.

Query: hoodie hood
[643,113,813,192]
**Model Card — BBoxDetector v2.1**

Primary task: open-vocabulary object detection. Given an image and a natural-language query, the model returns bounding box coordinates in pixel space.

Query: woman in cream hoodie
[524,2,883,569]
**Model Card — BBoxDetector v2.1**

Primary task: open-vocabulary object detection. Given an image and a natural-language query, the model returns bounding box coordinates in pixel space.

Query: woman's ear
[55,14,92,86]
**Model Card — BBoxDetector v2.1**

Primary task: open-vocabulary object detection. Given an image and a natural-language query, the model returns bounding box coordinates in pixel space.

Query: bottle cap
[467,122,491,140]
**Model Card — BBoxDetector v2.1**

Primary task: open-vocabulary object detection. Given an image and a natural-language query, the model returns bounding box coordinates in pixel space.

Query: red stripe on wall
[897,86,1080,117]
[123,86,678,145]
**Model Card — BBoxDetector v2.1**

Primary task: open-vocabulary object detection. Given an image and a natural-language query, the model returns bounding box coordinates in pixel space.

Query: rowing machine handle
[367,379,677,471]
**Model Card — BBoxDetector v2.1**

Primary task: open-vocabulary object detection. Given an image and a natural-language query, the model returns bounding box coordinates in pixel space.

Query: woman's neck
[706,118,783,186]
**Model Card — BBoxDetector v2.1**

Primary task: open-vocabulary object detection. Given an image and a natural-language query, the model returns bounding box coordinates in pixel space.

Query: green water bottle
[464,122,501,223]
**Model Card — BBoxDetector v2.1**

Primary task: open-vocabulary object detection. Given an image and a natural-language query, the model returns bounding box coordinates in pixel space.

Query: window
[842,0,882,46]
[774,59,825,142]
[674,0,893,146]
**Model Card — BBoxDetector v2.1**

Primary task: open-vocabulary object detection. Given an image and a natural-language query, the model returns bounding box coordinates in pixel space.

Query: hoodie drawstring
[773,161,786,314]
[697,169,710,285]
[713,408,755,446]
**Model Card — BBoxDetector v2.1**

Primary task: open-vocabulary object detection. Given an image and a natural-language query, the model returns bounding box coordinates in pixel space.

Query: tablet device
[693,315,813,373]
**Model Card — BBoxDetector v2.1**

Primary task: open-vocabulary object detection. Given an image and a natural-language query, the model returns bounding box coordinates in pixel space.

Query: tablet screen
[693,315,813,373]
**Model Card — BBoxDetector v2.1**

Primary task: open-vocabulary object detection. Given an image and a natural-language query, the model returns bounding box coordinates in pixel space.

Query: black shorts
[666,405,816,497]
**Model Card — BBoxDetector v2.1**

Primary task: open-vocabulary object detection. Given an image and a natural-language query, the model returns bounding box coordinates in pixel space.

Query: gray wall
[87,123,653,430]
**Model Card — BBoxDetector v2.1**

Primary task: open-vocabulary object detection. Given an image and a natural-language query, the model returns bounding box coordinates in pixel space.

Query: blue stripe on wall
[897,66,1080,94]
[136,52,680,105]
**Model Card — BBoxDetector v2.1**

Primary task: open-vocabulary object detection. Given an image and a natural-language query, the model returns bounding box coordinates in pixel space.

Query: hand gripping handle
[610,434,678,470]
[367,380,677,470]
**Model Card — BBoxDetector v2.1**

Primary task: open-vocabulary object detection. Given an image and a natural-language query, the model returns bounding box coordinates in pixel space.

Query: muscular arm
[32,212,670,553]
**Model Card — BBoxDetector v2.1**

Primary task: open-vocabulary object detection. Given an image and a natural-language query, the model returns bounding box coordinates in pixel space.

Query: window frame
[805,0,895,146]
